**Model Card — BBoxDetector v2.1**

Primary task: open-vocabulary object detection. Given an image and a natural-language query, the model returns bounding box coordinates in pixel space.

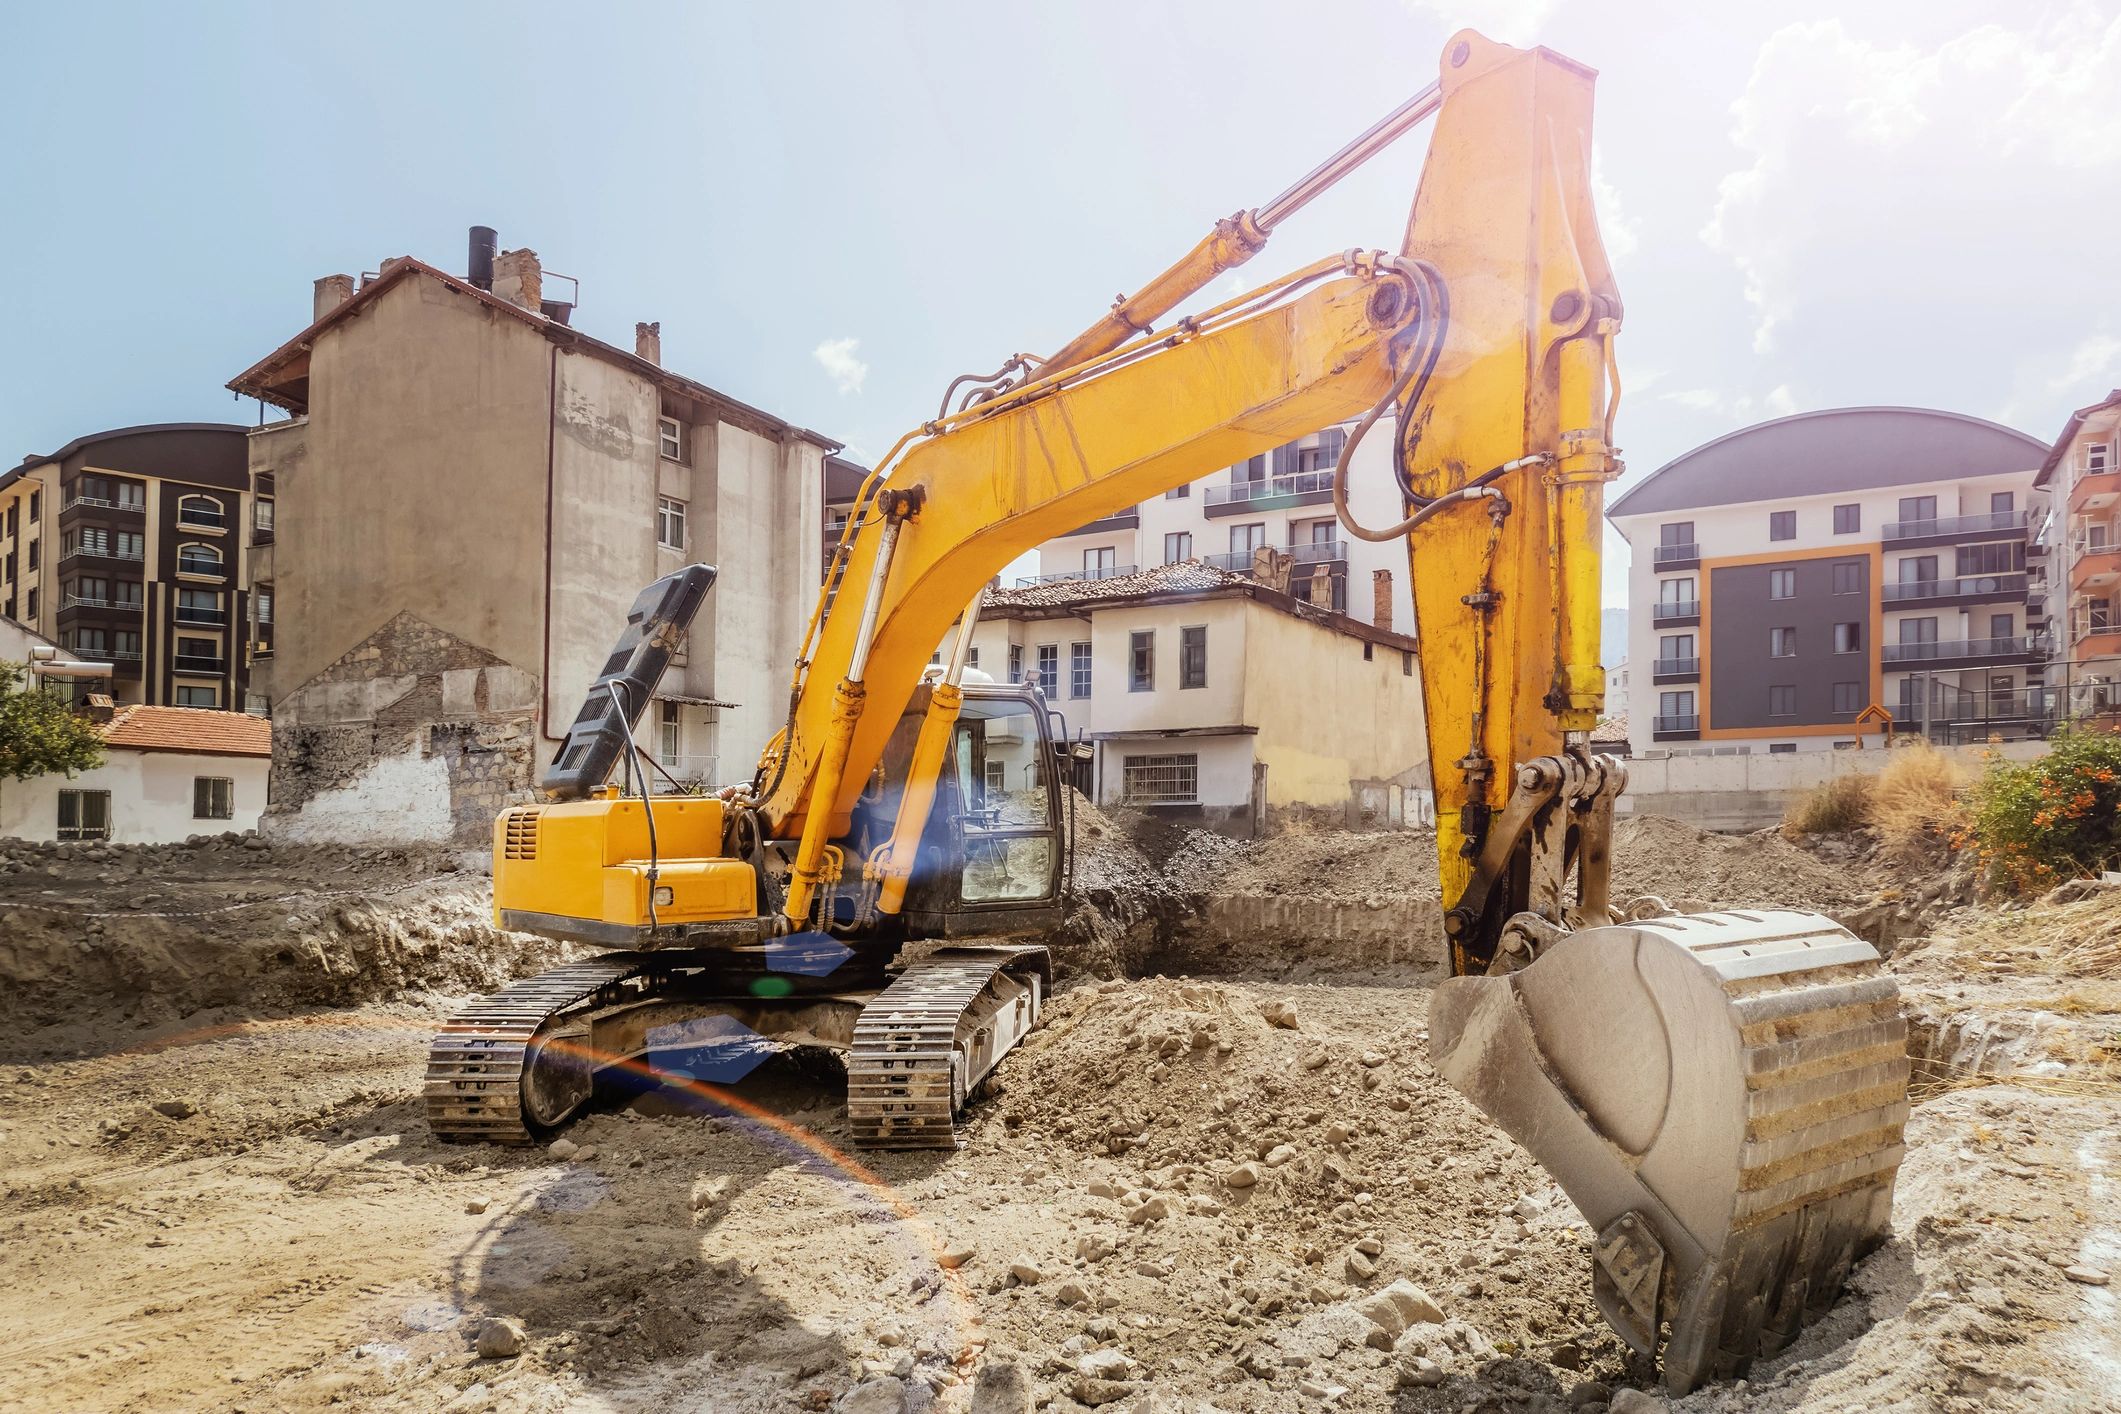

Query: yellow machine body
[492,797,753,943]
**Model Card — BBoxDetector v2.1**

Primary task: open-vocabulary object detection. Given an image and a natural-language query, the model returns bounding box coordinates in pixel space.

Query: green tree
[0,661,106,782]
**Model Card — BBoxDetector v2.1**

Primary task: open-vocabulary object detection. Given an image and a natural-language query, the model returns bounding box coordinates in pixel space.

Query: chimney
[491,248,543,312]
[635,321,662,366]
[312,274,355,322]
[1372,568,1393,631]
[467,225,498,291]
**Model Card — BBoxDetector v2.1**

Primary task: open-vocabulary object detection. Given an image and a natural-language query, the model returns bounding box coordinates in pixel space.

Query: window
[1769,569,1795,599]
[114,581,142,608]
[1659,633,1695,661]
[1833,560,1864,595]
[1988,612,2014,641]
[1769,684,1796,716]
[177,635,220,665]
[1990,491,2014,514]
[657,497,687,551]
[1180,625,1207,689]
[67,576,108,607]
[1659,522,1694,547]
[176,588,223,624]
[1898,617,1938,645]
[115,530,143,560]
[2088,443,2112,474]
[176,494,225,528]
[1833,682,1863,714]
[1129,630,1154,691]
[1164,531,1192,564]
[116,481,144,510]
[29,490,39,520]
[1069,642,1091,698]
[658,701,680,765]
[1770,626,1796,657]
[983,759,1006,795]
[1165,483,1191,500]
[1402,651,1413,677]
[57,789,110,841]
[67,527,106,557]
[1084,546,1116,578]
[1007,644,1024,683]
[1292,428,1346,475]
[659,416,683,462]
[1769,510,1796,541]
[176,542,222,576]
[175,684,218,707]
[4,504,13,537]
[25,588,34,620]
[112,630,138,658]
[192,777,234,820]
[255,499,275,533]
[1956,541,2020,575]
[966,647,980,670]
[1034,644,1059,697]
[255,587,273,625]
[1229,522,1266,557]
[1770,743,1798,754]
[73,627,106,653]
[1658,690,1694,718]
[2087,598,2111,633]
[1659,577,1696,605]
[1898,555,1938,584]
[1833,622,1862,654]
[27,538,38,569]
[1122,753,1198,805]
[1897,495,1937,525]
[1233,454,1267,485]
[1833,503,1861,534]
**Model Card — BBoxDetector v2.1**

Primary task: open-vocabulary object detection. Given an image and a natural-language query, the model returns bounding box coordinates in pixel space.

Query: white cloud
[1996,330,2121,428]
[1658,383,1804,420]
[1663,388,1721,410]
[1706,8,2121,355]
[1590,144,1638,266]
[1401,0,1561,47]
[813,337,869,395]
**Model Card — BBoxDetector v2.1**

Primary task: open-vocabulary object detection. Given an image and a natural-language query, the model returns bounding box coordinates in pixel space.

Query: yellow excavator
[424,32,1909,1393]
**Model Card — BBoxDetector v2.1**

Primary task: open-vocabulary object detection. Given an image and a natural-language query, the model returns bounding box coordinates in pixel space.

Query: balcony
[174,605,228,626]
[1881,509,2029,545]
[1651,599,1701,626]
[1015,564,1137,589]
[2068,467,2121,515]
[1202,470,1334,518]
[61,495,144,517]
[177,506,228,530]
[1202,540,1348,575]
[1054,508,1141,537]
[1881,635,2046,669]
[75,647,142,678]
[175,555,227,579]
[1650,656,1700,683]
[1651,713,1700,740]
[1880,572,2026,606]
[2071,542,2121,592]
[1651,542,1701,570]
[60,547,144,569]
[173,654,227,676]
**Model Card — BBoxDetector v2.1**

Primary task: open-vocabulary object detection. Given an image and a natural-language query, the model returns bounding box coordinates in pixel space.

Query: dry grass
[1783,773,1873,836]
[1870,741,1969,865]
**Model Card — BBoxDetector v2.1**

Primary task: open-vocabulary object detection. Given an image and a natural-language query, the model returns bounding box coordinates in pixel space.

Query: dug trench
[0,817,2114,1414]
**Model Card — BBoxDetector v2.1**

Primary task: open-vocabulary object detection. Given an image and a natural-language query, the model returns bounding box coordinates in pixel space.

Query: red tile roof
[103,706,271,758]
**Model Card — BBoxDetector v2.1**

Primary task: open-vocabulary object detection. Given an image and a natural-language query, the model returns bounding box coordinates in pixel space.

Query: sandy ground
[0,824,2116,1413]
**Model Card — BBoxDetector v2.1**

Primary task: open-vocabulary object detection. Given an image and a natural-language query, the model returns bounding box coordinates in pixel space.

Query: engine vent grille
[502,808,543,861]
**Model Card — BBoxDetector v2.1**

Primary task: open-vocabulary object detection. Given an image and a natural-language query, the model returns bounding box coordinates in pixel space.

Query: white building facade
[0,705,270,842]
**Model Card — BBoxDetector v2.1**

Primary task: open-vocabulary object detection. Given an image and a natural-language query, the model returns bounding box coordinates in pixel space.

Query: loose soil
[0,820,2114,1413]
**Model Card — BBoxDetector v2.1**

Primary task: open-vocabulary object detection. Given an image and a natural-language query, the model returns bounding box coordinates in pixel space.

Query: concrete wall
[1620,738,2044,831]
[0,749,268,843]
[1239,605,1427,807]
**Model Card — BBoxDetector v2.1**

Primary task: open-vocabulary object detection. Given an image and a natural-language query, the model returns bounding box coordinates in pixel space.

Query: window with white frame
[255,587,273,625]
[657,497,687,551]
[58,789,111,841]
[1122,753,1198,804]
[2087,442,2111,474]
[176,542,223,576]
[1229,522,1266,557]
[192,777,233,820]
[658,700,680,765]
[1069,642,1091,698]
[177,493,226,529]
[1163,531,1192,564]
[255,498,274,532]
[1034,644,1059,696]
[176,684,218,708]
[1084,546,1116,578]
[659,416,683,462]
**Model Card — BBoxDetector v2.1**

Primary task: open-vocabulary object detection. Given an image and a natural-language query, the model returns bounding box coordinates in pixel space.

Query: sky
[4,0,2118,608]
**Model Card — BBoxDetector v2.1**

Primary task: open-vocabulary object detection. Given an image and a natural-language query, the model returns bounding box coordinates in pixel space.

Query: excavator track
[846,946,1047,1149]
[423,953,651,1145]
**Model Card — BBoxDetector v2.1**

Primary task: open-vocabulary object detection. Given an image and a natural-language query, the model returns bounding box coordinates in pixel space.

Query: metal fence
[1894,656,2121,744]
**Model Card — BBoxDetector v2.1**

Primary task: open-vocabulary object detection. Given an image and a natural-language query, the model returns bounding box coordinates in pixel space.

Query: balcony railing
[174,606,228,626]
[1881,509,2028,541]
[173,654,226,675]
[1880,572,2026,603]
[177,507,228,529]
[1652,542,1700,565]
[1652,599,1701,622]
[1202,470,1334,508]
[1881,635,2044,664]
[176,556,226,577]
[1201,540,1350,574]
[76,648,142,663]
[60,548,144,565]
[1015,565,1136,588]
[1652,713,1700,734]
[1651,656,1700,680]
[61,595,141,612]
[655,754,721,784]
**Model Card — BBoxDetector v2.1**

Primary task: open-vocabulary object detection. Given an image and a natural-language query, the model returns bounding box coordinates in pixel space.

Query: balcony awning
[656,693,737,709]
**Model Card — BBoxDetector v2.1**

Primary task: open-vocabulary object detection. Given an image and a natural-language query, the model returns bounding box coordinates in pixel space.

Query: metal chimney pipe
[467,226,498,290]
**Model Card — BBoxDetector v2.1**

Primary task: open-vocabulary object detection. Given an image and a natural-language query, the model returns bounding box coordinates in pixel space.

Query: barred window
[1123,753,1198,805]
[192,777,234,820]
[58,789,111,841]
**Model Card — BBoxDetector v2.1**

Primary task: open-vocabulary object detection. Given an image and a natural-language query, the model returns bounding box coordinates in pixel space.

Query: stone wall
[266,612,539,845]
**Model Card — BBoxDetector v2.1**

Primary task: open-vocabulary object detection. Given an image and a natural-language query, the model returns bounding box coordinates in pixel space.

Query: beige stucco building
[227,233,837,843]
[967,562,1430,833]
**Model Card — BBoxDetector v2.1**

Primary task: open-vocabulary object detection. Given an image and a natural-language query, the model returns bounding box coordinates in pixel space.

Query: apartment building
[0,424,266,711]
[1609,407,2050,753]
[2034,389,2121,673]
[226,230,837,843]
[1027,418,1415,632]
[820,453,867,581]
[962,561,1429,832]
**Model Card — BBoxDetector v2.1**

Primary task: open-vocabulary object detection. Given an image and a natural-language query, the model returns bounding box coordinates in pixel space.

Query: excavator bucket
[1428,910,1908,1394]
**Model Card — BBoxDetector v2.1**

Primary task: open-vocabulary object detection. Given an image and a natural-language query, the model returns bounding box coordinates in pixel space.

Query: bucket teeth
[1428,910,1907,1395]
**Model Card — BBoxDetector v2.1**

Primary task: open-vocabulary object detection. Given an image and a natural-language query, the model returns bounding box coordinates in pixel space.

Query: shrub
[1870,741,1968,865]
[1962,728,2121,895]
[1784,773,1872,836]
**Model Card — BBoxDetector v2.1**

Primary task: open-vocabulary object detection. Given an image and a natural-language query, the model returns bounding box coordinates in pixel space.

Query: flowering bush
[1959,728,2121,896]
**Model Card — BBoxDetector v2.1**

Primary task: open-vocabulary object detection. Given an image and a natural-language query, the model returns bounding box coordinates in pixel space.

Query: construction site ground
[0,816,2115,1414]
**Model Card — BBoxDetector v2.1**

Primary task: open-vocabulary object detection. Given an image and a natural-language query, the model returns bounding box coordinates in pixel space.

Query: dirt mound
[1608,816,1874,914]
[1213,828,1442,904]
